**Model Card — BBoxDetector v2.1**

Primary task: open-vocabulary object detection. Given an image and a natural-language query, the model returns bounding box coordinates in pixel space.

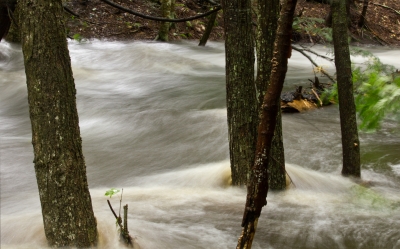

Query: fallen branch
[299,45,334,61]
[370,2,400,15]
[363,22,387,46]
[106,29,140,36]
[292,45,335,83]
[63,5,80,17]
[311,88,322,106]
[99,0,221,23]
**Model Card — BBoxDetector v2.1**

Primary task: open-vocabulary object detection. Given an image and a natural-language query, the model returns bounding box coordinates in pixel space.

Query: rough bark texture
[222,0,257,186]
[331,0,361,177]
[19,0,98,246]
[255,0,286,190]
[237,0,297,247]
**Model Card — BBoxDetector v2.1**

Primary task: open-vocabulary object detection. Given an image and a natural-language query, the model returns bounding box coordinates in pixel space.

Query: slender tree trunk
[157,0,175,41]
[331,0,361,177]
[236,0,297,247]
[19,0,98,246]
[255,0,286,190]
[5,0,20,43]
[198,10,217,46]
[222,0,258,186]
[357,0,369,28]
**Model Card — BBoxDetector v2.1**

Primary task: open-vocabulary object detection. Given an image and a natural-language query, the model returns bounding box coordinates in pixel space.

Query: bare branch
[99,0,221,23]
[292,45,335,83]
[370,2,400,15]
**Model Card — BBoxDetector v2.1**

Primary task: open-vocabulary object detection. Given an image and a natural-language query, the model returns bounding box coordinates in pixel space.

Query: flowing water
[1,40,400,249]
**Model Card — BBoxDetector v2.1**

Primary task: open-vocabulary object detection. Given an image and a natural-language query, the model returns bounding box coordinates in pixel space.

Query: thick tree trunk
[19,0,98,247]
[222,0,258,186]
[331,0,361,177]
[5,0,20,43]
[255,0,286,190]
[326,0,352,28]
[237,0,297,248]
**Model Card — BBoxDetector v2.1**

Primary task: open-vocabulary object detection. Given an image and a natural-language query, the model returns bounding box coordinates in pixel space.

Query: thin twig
[311,88,323,106]
[63,5,80,17]
[292,45,335,83]
[99,0,221,23]
[299,44,334,61]
[107,200,123,230]
[107,199,119,219]
[285,169,296,188]
[119,188,123,218]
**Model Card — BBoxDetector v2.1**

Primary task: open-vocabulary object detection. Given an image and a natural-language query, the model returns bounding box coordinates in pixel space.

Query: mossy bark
[157,0,175,41]
[255,0,286,190]
[331,0,361,177]
[19,0,98,246]
[222,0,258,186]
[4,0,21,43]
[237,0,298,247]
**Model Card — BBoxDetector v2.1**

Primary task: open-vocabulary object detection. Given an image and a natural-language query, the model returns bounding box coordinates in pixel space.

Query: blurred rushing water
[1,40,400,249]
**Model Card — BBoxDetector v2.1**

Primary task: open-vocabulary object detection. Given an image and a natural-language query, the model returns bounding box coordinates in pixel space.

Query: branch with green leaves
[323,53,400,131]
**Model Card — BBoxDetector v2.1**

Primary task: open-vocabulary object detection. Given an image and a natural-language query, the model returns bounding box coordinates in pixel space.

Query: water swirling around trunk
[1,40,400,249]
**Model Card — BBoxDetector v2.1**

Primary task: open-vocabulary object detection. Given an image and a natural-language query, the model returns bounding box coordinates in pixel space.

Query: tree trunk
[331,0,361,177]
[255,0,286,190]
[198,10,217,46]
[237,0,297,247]
[157,0,175,41]
[326,0,352,28]
[19,0,98,247]
[222,0,258,186]
[357,0,369,28]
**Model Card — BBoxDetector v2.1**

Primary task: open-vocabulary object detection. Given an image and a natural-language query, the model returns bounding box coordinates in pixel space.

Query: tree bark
[19,0,98,246]
[331,0,361,177]
[237,0,297,247]
[255,0,286,191]
[222,0,258,186]
[157,0,175,41]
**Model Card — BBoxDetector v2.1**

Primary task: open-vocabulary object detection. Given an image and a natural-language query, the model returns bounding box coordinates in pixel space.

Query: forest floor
[65,0,400,47]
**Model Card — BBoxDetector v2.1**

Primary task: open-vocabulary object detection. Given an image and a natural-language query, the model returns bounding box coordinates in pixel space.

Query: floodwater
[1,40,400,249]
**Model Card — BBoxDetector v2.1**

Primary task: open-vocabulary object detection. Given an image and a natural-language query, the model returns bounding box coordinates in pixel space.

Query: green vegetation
[351,184,400,211]
[324,52,400,131]
[293,17,332,42]
[105,188,121,198]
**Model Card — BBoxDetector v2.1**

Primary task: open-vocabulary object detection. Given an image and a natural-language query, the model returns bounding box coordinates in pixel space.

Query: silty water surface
[1,41,400,249]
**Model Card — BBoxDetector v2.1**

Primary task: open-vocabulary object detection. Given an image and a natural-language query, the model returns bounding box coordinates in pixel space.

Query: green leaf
[73,33,83,42]
[105,188,120,198]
